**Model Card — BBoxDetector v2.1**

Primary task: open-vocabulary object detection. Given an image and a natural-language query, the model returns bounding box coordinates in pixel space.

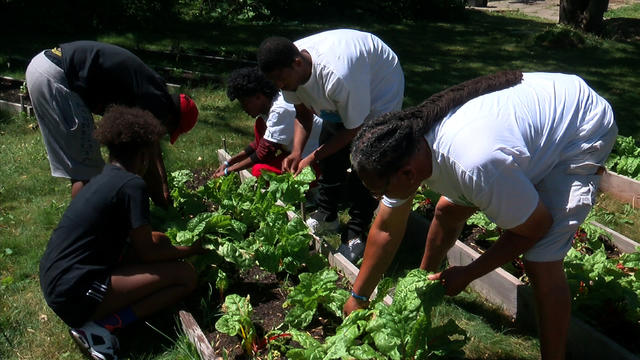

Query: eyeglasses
[369,175,392,200]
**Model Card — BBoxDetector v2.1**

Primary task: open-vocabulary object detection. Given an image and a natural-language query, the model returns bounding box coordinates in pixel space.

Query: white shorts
[25,51,104,180]
[524,120,618,262]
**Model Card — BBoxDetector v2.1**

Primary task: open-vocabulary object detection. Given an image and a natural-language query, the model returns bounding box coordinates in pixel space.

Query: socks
[96,306,138,332]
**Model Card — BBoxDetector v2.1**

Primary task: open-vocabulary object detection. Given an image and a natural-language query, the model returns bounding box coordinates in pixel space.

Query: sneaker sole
[68,329,112,360]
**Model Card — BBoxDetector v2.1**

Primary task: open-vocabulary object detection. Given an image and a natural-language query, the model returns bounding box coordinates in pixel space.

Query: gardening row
[168,145,640,359]
[156,151,466,359]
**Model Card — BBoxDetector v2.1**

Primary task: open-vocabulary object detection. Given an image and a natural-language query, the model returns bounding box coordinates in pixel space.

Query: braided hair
[351,70,524,179]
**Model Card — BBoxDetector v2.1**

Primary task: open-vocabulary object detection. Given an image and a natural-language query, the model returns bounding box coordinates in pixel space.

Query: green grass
[605,3,640,18]
[2,9,640,359]
[594,192,640,241]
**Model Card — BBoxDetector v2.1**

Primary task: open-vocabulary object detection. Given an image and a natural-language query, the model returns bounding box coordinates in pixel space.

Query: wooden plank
[179,310,221,360]
[568,317,639,360]
[600,171,640,207]
[447,240,523,317]
[591,220,640,253]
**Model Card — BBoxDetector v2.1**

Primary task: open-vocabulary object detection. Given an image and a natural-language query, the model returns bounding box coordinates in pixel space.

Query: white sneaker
[69,321,119,360]
[305,210,339,234]
[338,236,366,264]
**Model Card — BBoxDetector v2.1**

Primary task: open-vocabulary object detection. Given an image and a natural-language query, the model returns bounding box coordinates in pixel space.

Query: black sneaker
[69,321,119,360]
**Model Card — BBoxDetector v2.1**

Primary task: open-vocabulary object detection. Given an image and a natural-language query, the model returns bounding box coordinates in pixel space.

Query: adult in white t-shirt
[215,67,322,178]
[345,71,617,360]
[257,29,405,262]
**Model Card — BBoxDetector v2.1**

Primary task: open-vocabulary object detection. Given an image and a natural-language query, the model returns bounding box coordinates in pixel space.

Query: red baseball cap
[170,94,199,144]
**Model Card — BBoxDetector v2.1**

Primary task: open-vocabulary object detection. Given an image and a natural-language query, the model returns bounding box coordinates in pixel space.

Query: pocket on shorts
[567,174,599,210]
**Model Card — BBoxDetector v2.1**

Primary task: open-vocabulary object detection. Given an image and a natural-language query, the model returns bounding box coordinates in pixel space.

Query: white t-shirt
[383,72,615,229]
[262,92,323,158]
[282,29,405,129]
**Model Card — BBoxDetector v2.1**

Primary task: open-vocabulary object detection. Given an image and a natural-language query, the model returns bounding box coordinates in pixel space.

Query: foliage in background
[606,135,640,180]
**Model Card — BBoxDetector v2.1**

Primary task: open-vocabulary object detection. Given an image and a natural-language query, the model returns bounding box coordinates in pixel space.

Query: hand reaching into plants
[282,152,301,174]
[342,295,369,316]
[294,153,315,176]
[428,266,472,296]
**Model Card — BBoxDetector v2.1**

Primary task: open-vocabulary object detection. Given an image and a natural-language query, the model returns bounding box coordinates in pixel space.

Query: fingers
[427,272,441,281]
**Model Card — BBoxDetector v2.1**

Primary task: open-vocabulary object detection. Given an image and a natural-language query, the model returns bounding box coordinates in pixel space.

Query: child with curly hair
[215,67,322,178]
[39,105,205,360]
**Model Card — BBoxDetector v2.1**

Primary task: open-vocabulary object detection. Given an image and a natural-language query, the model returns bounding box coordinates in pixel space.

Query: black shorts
[48,277,111,328]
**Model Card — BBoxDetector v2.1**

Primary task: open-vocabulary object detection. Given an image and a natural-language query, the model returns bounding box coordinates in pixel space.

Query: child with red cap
[26,40,199,206]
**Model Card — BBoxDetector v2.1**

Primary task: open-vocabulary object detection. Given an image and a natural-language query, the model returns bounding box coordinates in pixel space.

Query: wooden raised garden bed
[0,76,33,116]
[446,170,640,359]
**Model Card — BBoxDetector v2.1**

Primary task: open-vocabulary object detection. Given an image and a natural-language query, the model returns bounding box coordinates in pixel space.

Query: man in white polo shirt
[345,71,617,360]
[257,29,405,262]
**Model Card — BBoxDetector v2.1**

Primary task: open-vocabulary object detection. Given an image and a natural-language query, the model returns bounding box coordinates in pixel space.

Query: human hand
[294,154,315,176]
[282,153,301,174]
[428,266,471,296]
[343,295,369,317]
[212,169,225,178]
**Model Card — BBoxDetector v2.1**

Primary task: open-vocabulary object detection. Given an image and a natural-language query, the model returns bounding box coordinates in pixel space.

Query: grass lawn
[1,6,640,360]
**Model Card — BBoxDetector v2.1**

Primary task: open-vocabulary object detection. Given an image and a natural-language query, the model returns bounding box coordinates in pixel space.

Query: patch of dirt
[203,266,346,359]
[477,0,635,22]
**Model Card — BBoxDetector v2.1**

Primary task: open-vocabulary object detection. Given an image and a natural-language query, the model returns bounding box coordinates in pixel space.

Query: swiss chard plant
[283,267,349,329]
[286,269,468,360]
[606,135,640,180]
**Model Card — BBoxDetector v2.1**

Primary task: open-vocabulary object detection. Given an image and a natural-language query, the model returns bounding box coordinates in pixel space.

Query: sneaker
[305,210,339,234]
[69,321,119,360]
[337,235,366,264]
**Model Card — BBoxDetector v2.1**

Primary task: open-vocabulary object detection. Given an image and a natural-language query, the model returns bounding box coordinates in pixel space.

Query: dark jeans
[316,122,378,237]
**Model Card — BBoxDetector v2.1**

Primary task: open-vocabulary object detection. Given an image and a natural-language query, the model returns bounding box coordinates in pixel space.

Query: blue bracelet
[224,160,230,167]
[224,167,229,176]
[351,291,369,302]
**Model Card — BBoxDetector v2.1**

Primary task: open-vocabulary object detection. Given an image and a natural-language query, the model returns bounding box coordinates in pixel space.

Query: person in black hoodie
[25,41,199,205]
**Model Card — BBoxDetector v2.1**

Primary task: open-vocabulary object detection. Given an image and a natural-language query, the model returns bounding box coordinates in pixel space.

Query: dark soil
[202,265,345,359]
[0,77,29,104]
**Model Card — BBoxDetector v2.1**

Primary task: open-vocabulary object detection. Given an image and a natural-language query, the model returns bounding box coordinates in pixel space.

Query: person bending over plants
[343,71,617,360]
[26,41,199,206]
[257,29,405,263]
[214,67,322,178]
[39,106,205,360]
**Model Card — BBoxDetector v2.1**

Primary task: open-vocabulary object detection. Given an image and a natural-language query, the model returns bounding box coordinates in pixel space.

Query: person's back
[40,164,148,310]
[425,72,617,204]
[285,29,404,127]
[61,40,175,122]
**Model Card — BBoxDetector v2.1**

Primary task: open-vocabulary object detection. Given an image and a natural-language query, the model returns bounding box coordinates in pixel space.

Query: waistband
[44,47,63,69]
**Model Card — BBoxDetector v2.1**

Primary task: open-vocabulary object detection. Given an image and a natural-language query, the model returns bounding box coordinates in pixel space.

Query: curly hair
[257,36,300,74]
[226,67,279,101]
[94,105,166,161]
[351,70,524,179]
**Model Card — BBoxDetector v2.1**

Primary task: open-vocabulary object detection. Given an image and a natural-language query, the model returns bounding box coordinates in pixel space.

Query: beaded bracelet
[224,167,229,176]
[224,160,230,167]
[350,291,369,302]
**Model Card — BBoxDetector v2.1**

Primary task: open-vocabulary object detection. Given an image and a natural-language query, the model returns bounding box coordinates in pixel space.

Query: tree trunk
[559,0,610,33]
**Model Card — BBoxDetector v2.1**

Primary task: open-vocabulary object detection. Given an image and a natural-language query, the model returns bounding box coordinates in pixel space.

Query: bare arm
[296,125,360,175]
[283,104,314,173]
[144,143,170,208]
[214,150,250,178]
[343,199,412,315]
[420,197,478,271]
[430,198,553,296]
[129,225,204,263]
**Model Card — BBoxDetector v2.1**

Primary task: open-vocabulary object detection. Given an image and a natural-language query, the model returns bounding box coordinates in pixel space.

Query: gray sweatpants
[25,51,104,180]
